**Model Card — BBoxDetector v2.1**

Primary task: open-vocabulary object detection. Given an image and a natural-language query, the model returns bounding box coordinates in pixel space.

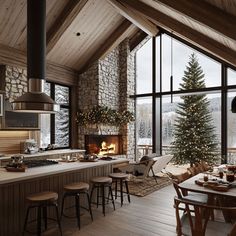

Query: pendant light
[232,96,236,113]
[11,0,59,113]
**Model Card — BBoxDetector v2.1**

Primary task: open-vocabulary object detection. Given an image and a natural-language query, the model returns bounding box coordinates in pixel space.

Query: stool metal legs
[90,183,115,216]
[42,206,47,230]
[109,185,116,211]
[112,179,131,206]
[75,194,80,229]
[23,203,62,236]
[86,191,93,221]
[125,180,131,203]
[61,190,93,229]
[37,206,41,236]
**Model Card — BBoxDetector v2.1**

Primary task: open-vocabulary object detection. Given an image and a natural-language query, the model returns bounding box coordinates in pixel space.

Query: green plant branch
[76,105,135,126]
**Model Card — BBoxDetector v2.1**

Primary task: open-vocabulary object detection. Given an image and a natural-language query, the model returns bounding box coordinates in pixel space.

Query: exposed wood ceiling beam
[106,0,159,36]
[122,0,236,67]
[79,19,134,73]
[155,0,236,41]
[46,0,89,54]
[129,30,148,51]
[0,44,78,85]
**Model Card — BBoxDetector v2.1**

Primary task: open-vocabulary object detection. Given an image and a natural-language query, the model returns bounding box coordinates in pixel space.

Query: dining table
[179,172,236,222]
[179,173,236,198]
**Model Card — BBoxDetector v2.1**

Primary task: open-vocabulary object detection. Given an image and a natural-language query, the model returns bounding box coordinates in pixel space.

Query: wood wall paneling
[0,131,30,154]
[0,164,112,235]
[156,0,236,41]
[47,0,125,71]
[79,19,135,73]
[47,0,89,54]
[205,0,236,17]
[0,44,78,86]
[0,0,70,52]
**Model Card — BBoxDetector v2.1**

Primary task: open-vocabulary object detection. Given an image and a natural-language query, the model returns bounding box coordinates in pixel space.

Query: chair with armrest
[173,182,209,236]
[151,154,173,177]
[174,196,236,236]
[119,154,173,182]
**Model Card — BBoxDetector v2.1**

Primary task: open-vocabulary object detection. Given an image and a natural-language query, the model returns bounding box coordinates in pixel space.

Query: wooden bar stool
[61,182,93,229]
[23,191,62,236]
[90,176,115,216]
[109,173,131,206]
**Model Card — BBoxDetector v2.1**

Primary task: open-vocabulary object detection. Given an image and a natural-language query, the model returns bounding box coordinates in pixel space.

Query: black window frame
[45,81,71,149]
[132,31,236,163]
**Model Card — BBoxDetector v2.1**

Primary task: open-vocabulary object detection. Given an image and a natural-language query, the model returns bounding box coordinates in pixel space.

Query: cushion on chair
[187,167,197,176]
[200,161,212,171]
[168,171,191,183]
[139,155,153,164]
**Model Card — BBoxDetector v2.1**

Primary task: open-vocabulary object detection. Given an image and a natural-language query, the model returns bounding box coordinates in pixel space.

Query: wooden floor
[28,184,230,236]
[37,185,177,236]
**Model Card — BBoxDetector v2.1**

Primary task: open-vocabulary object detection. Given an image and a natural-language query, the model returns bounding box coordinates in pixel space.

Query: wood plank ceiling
[0,0,235,73]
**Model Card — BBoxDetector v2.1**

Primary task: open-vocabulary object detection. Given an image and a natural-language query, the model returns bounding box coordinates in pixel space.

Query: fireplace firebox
[85,135,123,155]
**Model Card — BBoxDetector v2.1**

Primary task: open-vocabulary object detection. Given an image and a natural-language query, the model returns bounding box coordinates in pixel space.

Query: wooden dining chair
[174,196,236,236]
[173,182,209,235]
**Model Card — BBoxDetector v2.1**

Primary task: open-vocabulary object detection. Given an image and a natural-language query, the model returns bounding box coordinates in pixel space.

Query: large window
[40,82,70,148]
[161,34,221,92]
[228,90,236,163]
[134,33,236,163]
[136,39,152,94]
[136,97,152,158]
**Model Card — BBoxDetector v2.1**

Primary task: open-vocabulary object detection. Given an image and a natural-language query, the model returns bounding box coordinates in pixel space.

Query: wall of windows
[136,97,152,158]
[40,82,71,148]
[134,33,236,163]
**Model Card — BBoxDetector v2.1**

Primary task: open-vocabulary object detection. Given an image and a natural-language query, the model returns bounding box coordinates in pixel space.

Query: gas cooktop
[23,159,58,168]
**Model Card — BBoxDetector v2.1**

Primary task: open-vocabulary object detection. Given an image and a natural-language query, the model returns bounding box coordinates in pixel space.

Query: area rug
[125,175,172,197]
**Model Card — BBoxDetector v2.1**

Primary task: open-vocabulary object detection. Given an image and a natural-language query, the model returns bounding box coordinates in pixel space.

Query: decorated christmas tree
[171,53,218,166]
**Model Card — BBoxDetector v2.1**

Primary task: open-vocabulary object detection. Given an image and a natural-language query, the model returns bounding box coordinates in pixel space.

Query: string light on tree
[171,53,218,166]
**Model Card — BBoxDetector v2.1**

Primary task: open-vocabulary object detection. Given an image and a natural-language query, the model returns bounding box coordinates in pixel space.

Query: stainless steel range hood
[12,0,59,113]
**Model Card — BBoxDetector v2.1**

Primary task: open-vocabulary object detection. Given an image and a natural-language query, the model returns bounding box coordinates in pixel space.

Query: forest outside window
[40,82,70,148]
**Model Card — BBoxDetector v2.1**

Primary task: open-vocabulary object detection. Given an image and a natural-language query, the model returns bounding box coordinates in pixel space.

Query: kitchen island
[0,148,86,166]
[0,157,128,235]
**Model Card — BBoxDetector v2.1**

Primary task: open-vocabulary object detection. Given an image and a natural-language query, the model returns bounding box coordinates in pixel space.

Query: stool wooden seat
[90,176,115,216]
[109,173,131,206]
[61,182,93,229]
[23,191,62,236]
[109,173,129,179]
[27,191,58,202]
[91,176,112,184]
[64,182,89,192]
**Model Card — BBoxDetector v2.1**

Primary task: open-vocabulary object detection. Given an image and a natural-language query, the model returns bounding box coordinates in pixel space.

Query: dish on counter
[59,159,77,163]
[5,163,26,172]
[79,159,98,162]
[195,178,232,192]
[99,156,117,161]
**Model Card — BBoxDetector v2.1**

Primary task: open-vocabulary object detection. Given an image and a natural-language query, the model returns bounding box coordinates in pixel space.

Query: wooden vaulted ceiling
[0,0,236,74]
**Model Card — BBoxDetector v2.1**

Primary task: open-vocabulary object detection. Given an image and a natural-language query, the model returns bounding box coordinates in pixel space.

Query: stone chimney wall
[77,41,135,159]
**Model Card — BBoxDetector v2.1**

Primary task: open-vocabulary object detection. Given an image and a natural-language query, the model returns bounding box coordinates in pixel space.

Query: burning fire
[98,141,116,155]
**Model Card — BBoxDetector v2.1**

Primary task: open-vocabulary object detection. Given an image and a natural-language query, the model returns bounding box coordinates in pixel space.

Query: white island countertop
[0,158,128,185]
[0,148,85,161]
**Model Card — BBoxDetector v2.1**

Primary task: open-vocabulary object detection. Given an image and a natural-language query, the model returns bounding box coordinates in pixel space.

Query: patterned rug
[125,175,172,197]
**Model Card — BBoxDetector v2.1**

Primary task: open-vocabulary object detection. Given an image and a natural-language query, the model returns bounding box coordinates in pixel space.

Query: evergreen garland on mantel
[76,105,135,127]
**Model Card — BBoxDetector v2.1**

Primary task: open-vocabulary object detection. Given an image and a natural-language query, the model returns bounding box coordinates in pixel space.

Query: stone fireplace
[85,135,123,155]
[77,40,136,159]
